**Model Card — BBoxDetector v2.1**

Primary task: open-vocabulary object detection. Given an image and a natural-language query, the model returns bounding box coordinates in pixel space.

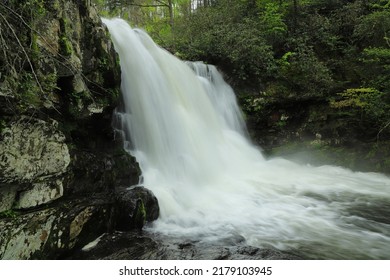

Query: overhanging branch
[130,4,168,8]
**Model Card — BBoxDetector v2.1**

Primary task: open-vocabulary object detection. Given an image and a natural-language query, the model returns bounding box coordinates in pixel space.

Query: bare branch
[0,2,121,110]
[0,12,44,94]
[155,0,169,7]
[377,120,390,141]
[130,4,168,8]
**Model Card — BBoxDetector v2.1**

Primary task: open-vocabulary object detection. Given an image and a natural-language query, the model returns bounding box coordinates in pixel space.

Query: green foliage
[277,52,295,69]
[358,46,390,97]
[330,88,387,118]
[59,18,73,56]
[277,42,333,99]
[353,10,390,47]
[7,0,47,17]
[241,96,266,114]
[134,198,146,230]
[17,73,42,108]
[219,20,277,81]
[258,2,287,43]
[91,0,390,142]
[59,35,73,56]
[26,0,46,16]
[0,0,61,112]
[41,72,59,93]
[0,210,19,219]
[330,87,390,138]
[362,47,390,62]
[173,1,277,84]
[31,32,40,59]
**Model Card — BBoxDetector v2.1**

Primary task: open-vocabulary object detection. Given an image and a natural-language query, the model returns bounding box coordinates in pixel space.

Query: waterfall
[103,18,390,259]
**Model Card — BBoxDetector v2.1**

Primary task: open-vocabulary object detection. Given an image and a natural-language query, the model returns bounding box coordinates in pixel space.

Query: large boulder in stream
[115,186,160,231]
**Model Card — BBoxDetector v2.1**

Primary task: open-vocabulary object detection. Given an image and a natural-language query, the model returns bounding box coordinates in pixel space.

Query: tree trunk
[168,0,174,29]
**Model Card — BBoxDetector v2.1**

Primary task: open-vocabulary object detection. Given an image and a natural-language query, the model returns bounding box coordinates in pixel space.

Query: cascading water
[103,18,390,259]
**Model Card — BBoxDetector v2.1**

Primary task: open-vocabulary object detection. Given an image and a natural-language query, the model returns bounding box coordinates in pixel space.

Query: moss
[31,32,40,60]
[16,73,42,110]
[42,72,59,93]
[59,35,73,56]
[52,0,61,12]
[70,90,87,102]
[105,88,120,105]
[59,18,73,56]
[98,57,109,71]
[0,210,19,219]
[133,198,146,230]
[111,146,127,157]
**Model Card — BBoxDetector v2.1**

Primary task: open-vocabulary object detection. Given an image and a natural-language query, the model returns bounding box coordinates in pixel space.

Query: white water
[103,18,390,259]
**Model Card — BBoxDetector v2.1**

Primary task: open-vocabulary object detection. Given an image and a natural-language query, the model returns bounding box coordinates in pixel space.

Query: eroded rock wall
[0,0,158,259]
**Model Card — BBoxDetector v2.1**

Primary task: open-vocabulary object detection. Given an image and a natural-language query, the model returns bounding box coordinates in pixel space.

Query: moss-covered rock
[0,0,150,259]
[239,92,390,174]
[114,186,159,231]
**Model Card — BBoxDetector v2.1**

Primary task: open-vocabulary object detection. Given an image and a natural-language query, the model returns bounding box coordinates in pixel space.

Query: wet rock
[0,195,112,260]
[65,150,140,195]
[0,187,161,260]
[69,231,302,260]
[114,186,160,231]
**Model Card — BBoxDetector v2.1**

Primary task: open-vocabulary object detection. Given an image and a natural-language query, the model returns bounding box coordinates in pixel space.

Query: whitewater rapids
[103,18,390,259]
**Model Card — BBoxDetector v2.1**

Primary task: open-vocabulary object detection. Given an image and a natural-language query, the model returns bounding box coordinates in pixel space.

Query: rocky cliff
[0,0,159,259]
[238,93,390,174]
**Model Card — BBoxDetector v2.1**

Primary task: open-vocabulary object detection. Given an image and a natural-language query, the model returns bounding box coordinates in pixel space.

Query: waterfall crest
[103,18,390,259]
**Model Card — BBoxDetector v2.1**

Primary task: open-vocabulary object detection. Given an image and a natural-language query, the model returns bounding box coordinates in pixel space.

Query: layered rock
[0,0,159,259]
[0,187,158,260]
[0,117,69,211]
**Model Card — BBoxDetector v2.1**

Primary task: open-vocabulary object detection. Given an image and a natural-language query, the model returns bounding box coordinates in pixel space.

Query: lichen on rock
[14,180,64,210]
[0,0,152,260]
[0,117,69,210]
[0,117,70,185]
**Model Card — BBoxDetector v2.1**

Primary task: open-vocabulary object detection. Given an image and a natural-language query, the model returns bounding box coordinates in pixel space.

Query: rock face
[0,188,158,260]
[0,118,69,185]
[239,94,390,174]
[0,0,159,259]
[0,117,69,211]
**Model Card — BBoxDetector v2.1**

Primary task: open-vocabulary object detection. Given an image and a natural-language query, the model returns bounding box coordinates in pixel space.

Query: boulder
[114,186,160,231]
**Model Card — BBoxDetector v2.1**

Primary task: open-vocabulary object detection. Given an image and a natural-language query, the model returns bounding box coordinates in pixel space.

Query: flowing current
[103,18,390,259]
